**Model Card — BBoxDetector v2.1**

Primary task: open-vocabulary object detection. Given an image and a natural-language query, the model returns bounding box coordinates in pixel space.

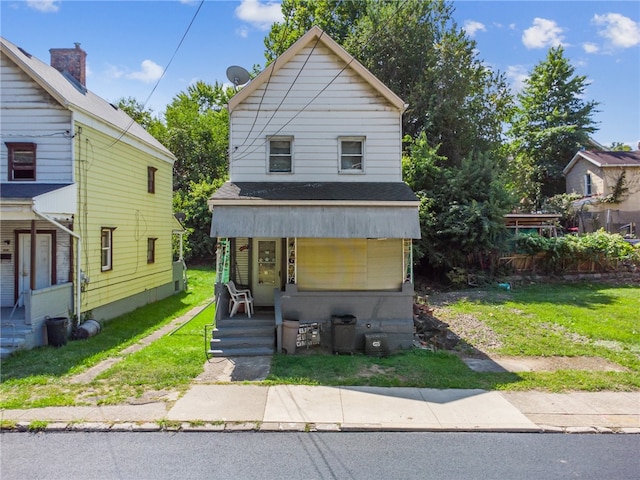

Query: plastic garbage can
[46,317,69,347]
[282,320,300,354]
[331,315,357,354]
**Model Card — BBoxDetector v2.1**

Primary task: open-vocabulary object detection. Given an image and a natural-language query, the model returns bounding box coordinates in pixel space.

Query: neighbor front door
[252,238,281,306]
[17,233,52,306]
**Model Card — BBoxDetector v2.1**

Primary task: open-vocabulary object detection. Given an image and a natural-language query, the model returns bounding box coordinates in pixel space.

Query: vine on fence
[513,230,640,274]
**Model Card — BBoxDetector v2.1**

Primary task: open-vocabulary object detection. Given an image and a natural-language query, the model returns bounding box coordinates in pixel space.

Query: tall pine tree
[507,46,599,208]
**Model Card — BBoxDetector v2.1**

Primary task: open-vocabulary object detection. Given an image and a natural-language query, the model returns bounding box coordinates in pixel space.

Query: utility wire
[105,0,205,150]
[230,0,410,164]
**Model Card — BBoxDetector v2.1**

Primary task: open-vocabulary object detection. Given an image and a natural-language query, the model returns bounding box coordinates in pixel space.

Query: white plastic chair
[226,281,254,318]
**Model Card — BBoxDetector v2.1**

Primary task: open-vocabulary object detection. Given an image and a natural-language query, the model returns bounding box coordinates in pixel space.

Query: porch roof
[210,205,421,239]
[209,181,419,203]
[0,183,72,199]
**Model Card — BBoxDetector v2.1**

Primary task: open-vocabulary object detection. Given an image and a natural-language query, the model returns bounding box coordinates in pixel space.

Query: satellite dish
[226,65,250,87]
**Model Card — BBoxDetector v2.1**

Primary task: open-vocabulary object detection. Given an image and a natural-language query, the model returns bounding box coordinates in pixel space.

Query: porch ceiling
[210,205,421,239]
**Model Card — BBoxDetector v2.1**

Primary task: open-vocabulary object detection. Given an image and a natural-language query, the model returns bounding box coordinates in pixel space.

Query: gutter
[32,207,82,323]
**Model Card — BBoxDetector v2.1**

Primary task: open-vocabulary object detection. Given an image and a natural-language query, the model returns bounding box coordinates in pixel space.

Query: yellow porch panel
[75,123,174,312]
[297,238,402,291]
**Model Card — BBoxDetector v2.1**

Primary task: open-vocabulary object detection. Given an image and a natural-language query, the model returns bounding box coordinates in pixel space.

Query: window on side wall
[339,137,364,173]
[585,173,592,196]
[101,227,115,271]
[6,142,36,181]
[268,137,293,173]
[147,238,157,264]
[147,166,157,193]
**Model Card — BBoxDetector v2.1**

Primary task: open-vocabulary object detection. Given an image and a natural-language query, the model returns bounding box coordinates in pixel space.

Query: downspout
[32,207,81,323]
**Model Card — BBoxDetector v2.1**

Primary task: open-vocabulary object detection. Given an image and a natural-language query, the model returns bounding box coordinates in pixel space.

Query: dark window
[585,174,592,196]
[339,138,364,171]
[6,142,36,181]
[147,166,157,193]
[147,238,157,264]
[268,138,292,173]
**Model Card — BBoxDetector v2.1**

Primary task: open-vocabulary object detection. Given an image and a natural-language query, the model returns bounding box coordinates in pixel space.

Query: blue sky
[2,0,638,148]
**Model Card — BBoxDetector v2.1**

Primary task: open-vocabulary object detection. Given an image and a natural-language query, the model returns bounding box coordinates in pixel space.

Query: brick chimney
[50,43,87,86]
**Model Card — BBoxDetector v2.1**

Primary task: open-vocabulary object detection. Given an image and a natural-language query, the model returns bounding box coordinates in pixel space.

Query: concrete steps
[0,323,33,359]
[208,314,275,357]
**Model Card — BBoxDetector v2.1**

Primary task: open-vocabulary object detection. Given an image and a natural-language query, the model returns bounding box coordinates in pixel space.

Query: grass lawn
[0,266,215,409]
[1,273,638,410]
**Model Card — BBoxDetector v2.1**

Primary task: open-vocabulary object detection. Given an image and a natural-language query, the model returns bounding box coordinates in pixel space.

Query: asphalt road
[2,431,638,479]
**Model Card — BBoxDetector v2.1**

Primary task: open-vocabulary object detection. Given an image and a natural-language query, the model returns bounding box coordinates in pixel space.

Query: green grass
[2,275,638,409]
[0,266,215,408]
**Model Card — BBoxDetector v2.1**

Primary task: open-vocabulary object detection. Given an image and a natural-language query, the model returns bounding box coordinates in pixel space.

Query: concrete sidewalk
[2,385,638,433]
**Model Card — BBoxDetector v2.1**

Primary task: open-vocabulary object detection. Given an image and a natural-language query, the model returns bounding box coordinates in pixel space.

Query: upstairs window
[147,166,157,193]
[6,142,36,181]
[268,137,293,173]
[339,137,364,172]
[585,173,592,196]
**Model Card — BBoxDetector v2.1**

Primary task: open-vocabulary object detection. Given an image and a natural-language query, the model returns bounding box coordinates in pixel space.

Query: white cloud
[582,42,599,54]
[522,18,565,49]
[26,1,59,12]
[105,64,125,80]
[127,60,164,83]
[593,13,640,48]
[506,65,529,93]
[463,20,486,38]
[236,26,250,39]
[235,0,283,30]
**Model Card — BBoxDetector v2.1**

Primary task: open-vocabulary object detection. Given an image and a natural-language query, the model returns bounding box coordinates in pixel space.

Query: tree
[507,46,599,208]
[403,134,511,274]
[610,142,632,152]
[265,0,512,167]
[162,81,234,191]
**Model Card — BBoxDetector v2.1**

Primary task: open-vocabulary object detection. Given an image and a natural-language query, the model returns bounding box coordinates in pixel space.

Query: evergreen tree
[507,46,599,208]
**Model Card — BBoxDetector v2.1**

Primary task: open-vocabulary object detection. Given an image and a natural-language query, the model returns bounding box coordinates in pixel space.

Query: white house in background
[208,26,420,355]
[564,150,640,235]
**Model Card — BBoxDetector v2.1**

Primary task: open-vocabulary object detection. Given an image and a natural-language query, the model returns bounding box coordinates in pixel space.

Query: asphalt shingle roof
[211,182,419,202]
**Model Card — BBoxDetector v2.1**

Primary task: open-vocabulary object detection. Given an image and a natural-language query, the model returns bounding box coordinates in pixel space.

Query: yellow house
[0,37,184,356]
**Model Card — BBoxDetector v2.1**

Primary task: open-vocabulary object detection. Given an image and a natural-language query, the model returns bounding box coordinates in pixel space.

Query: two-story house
[208,27,420,355]
[0,37,184,357]
[564,150,640,235]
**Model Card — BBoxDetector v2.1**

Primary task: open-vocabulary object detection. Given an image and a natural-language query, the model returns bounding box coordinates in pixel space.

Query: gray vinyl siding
[0,54,74,184]
[230,45,403,183]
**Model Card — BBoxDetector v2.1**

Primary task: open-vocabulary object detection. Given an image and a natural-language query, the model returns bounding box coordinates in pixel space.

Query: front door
[252,238,281,306]
[17,233,52,306]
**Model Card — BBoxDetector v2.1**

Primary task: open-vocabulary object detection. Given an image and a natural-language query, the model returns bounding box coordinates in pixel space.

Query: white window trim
[338,136,365,174]
[101,227,115,271]
[267,136,294,174]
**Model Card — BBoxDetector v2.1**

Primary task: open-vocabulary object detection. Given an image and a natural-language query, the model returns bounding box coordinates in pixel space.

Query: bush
[514,230,640,273]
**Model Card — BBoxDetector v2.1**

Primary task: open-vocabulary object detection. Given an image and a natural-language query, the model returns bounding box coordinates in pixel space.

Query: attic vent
[18,47,32,58]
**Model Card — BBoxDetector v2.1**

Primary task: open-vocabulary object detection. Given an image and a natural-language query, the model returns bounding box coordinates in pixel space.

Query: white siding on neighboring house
[0,54,73,183]
[0,220,71,306]
[230,45,403,183]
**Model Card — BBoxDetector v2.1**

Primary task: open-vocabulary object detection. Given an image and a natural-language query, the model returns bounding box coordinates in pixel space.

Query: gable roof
[227,26,406,113]
[563,150,640,175]
[0,36,174,163]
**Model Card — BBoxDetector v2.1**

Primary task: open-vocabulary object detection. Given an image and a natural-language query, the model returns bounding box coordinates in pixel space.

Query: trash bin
[46,317,69,347]
[282,320,300,354]
[331,315,357,354]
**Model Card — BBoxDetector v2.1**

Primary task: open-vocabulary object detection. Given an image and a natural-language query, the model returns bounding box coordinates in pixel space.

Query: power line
[105,0,205,150]
[230,0,410,165]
